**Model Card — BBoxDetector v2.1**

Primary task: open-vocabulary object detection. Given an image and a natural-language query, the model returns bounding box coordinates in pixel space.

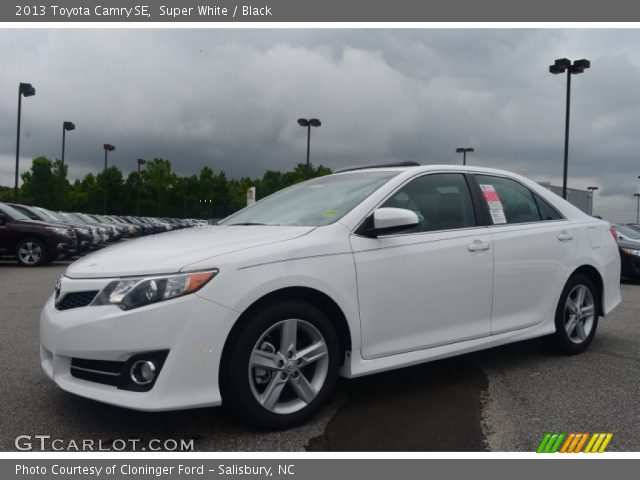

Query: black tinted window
[475,175,542,225]
[381,173,475,233]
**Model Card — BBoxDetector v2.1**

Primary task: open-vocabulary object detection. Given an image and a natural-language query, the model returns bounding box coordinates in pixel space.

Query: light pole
[587,186,598,215]
[103,144,115,214]
[635,193,640,224]
[183,177,188,218]
[59,121,75,209]
[456,147,474,166]
[549,58,591,200]
[586,186,599,215]
[297,118,321,178]
[136,158,146,216]
[14,82,36,201]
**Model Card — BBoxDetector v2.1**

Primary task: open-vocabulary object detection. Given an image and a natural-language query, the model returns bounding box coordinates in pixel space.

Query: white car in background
[40,164,621,428]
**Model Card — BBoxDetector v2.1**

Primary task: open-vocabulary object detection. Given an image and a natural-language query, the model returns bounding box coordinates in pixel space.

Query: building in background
[538,182,594,215]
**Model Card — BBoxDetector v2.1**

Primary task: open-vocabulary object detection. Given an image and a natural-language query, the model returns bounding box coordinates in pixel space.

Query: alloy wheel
[564,284,595,344]
[248,319,329,415]
[18,242,42,265]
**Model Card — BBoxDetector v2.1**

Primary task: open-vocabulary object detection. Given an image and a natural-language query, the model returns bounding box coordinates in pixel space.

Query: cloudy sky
[1,28,640,221]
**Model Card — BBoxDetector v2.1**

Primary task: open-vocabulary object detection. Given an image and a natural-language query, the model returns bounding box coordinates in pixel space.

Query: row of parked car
[612,223,640,281]
[0,201,208,266]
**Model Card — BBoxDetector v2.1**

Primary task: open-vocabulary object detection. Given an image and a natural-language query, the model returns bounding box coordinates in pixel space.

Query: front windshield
[0,203,32,221]
[63,213,87,224]
[220,171,398,227]
[34,207,60,223]
[616,225,640,240]
[48,210,72,223]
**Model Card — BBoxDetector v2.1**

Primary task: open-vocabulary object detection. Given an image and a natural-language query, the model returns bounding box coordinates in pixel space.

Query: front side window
[475,175,542,225]
[379,173,476,233]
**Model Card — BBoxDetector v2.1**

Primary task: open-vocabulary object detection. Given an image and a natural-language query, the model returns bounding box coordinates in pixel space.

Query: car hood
[17,219,66,229]
[65,225,315,278]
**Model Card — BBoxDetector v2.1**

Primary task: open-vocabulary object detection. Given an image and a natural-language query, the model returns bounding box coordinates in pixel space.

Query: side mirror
[359,207,419,237]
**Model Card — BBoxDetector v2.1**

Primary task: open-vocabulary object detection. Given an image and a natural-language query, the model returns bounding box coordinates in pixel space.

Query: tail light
[610,226,618,239]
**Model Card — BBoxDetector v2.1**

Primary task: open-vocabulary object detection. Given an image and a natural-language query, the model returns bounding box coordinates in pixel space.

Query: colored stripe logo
[536,433,613,453]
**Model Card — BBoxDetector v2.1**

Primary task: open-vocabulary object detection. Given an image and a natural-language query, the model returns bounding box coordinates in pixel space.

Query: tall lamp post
[455,147,474,166]
[14,82,36,201]
[59,121,76,209]
[587,186,599,215]
[103,144,116,214]
[297,118,321,178]
[136,158,146,215]
[549,58,591,200]
[183,177,189,218]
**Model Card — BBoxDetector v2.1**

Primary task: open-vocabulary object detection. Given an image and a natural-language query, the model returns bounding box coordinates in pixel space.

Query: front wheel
[221,301,340,429]
[553,274,599,354]
[15,238,48,267]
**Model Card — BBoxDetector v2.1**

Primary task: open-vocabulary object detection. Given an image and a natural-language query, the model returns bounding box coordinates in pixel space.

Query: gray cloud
[1,28,640,221]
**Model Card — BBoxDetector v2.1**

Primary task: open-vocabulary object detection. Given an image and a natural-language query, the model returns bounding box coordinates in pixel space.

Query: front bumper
[49,236,77,254]
[39,277,239,411]
[621,250,640,279]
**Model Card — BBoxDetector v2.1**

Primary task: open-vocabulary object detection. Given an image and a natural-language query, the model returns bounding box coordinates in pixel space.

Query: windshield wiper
[228,222,270,226]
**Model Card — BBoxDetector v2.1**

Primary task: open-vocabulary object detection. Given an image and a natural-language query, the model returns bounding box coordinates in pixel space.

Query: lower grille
[70,358,122,387]
[70,350,169,392]
[56,291,99,310]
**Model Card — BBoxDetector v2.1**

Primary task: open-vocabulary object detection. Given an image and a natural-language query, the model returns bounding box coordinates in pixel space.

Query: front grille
[55,290,99,310]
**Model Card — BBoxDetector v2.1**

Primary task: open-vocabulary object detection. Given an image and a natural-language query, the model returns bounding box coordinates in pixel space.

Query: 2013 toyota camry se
[40,163,621,428]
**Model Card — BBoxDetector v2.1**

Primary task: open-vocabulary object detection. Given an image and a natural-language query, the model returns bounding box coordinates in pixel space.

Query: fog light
[130,360,156,385]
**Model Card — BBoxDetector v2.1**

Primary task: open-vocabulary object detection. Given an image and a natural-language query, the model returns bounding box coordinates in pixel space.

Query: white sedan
[40,164,621,428]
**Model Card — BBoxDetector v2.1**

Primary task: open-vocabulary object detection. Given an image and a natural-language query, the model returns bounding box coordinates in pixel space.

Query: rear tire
[553,274,599,354]
[221,300,340,430]
[15,238,48,267]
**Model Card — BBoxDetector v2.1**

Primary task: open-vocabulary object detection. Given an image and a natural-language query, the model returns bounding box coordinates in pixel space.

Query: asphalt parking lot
[1,259,639,452]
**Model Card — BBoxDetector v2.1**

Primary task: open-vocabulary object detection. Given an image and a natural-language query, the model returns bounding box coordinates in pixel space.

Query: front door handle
[467,241,491,252]
[558,232,574,242]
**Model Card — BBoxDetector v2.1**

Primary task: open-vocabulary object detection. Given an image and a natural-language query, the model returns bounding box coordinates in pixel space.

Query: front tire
[553,274,599,354]
[221,301,340,429]
[15,238,48,267]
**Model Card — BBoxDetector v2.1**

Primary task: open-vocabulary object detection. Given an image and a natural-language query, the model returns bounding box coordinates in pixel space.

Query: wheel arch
[219,286,353,383]
[569,264,605,316]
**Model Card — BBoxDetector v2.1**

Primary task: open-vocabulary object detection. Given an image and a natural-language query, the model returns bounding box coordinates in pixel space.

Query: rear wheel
[553,274,599,354]
[221,301,340,429]
[15,238,48,267]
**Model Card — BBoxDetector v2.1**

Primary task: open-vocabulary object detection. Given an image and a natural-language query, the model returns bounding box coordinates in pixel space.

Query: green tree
[19,156,68,209]
[141,158,177,216]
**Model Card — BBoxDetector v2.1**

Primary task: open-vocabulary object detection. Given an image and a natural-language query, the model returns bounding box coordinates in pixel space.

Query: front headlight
[46,226,69,236]
[622,248,640,257]
[92,270,218,310]
[78,228,90,235]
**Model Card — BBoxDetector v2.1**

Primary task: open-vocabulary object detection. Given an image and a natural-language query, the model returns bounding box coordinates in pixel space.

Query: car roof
[332,164,525,177]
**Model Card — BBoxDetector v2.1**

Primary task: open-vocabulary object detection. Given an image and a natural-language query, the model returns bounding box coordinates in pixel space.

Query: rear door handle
[558,232,574,242]
[467,241,491,252]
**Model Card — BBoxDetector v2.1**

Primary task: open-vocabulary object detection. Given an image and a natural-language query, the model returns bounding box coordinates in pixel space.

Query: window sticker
[479,184,507,224]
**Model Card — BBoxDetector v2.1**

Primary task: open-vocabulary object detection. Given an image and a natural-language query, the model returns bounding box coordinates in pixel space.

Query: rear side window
[380,173,476,233]
[475,175,542,225]
[534,194,563,221]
